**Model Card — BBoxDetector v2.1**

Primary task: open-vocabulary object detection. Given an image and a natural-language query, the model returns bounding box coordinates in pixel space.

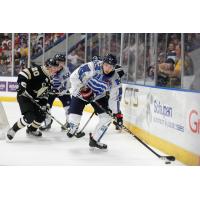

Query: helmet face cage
[103,54,117,66]
[54,54,66,62]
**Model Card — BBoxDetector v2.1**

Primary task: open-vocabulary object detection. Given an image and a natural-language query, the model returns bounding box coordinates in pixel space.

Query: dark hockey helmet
[103,54,117,66]
[54,54,66,62]
[45,58,59,67]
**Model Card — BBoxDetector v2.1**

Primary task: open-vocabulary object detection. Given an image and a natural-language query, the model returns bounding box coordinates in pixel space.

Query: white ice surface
[0,102,184,166]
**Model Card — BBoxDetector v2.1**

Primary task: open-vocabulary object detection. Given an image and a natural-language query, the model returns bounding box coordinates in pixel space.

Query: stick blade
[75,132,85,138]
[166,156,175,161]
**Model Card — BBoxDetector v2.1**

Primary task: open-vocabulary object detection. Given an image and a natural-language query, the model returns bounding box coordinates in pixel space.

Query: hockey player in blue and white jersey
[66,53,124,149]
[40,54,72,131]
[91,55,124,130]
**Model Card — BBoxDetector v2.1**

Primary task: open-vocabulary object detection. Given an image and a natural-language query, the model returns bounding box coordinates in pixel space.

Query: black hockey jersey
[17,66,52,99]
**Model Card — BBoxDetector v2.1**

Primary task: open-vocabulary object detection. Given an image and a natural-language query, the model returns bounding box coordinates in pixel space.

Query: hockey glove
[42,104,50,112]
[113,112,123,130]
[79,87,94,102]
[39,104,50,118]
[115,65,125,78]
[16,82,26,96]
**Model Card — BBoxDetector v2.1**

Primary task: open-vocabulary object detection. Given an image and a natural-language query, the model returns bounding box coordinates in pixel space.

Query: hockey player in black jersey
[6,58,60,141]
[39,54,72,131]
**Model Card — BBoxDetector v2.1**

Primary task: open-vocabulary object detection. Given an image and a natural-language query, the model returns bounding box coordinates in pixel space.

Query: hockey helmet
[54,54,66,62]
[103,54,117,66]
[92,55,102,62]
[45,58,59,67]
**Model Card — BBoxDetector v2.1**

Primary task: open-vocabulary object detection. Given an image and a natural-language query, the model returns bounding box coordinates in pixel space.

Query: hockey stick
[75,111,95,138]
[92,101,175,162]
[23,92,65,128]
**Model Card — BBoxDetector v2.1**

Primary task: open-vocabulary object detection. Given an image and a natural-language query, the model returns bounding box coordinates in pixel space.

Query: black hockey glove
[115,64,125,78]
[39,104,50,118]
[16,82,26,96]
[79,87,94,102]
[113,112,123,130]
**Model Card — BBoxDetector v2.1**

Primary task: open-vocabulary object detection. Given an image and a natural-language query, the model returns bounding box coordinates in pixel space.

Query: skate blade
[26,134,42,139]
[89,147,108,152]
[5,137,14,143]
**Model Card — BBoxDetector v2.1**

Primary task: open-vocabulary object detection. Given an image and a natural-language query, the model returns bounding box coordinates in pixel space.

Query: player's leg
[90,97,112,149]
[7,96,35,140]
[26,103,47,137]
[66,96,86,137]
[59,94,71,130]
[39,95,55,131]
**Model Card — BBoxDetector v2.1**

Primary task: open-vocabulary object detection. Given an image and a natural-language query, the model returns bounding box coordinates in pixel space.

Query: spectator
[166,42,176,62]
[91,42,99,56]
[67,50,84,67]
[76,43,85,60]
[158,44,182,86]
[20,42,28,57]
[0,33,12,76]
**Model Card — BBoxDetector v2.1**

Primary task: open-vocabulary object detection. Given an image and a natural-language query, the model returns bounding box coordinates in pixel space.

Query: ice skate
[89,133,107,150]
[39,119,53,131]
[26,128,42,137]
[6,128,16,141]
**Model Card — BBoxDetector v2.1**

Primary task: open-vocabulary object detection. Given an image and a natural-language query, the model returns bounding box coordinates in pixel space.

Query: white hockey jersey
[70,60,122,113]
[51,66,71,96]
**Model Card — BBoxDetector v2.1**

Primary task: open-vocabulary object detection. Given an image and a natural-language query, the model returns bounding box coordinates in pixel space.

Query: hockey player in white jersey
[39,54,71,131]
[66,53,123,149]
[92,55,124,131]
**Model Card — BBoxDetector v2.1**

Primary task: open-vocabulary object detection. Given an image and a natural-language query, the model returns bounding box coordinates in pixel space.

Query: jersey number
[32,67,40,77]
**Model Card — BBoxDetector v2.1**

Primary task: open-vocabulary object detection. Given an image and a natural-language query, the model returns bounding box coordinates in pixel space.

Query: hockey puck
[165,161,171,164]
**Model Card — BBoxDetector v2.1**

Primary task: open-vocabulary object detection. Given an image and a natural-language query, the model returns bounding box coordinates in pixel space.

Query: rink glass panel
[145,33,157,86]
[183,33,200,91]
[13,33,29,76]
[86,33,99,62]
[136,33,145,85]
[127,33,136,83]
[0,33,200,92]
[0,33,12,76]
[44,33,66,62]
[67,33,86,71]
[30,33,44,67]
[121,33,129,82]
